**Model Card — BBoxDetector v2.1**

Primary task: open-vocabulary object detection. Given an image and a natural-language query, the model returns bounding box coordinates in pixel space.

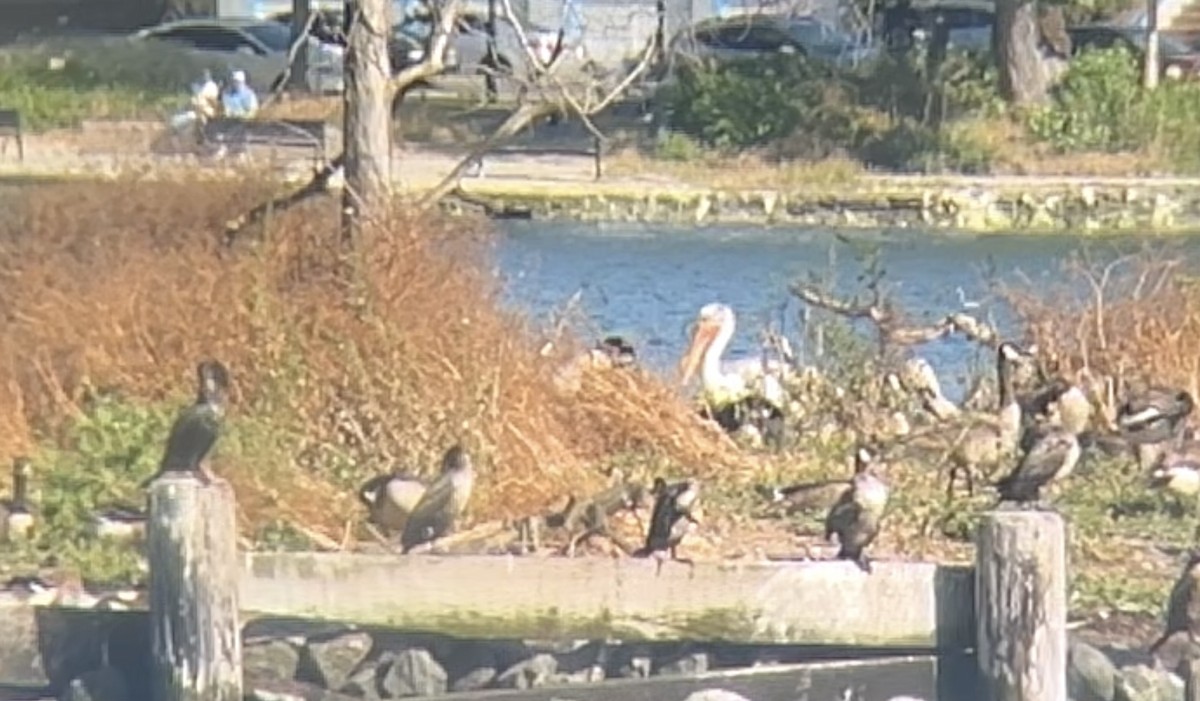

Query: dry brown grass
[1001,247,1200,406]
[0,179,752,542]
[950,117,1166,177]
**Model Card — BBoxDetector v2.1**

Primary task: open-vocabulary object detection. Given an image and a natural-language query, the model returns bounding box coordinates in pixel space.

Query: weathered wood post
[976,510,1067,701]
[148,476,242,701]
[1185,660,1200,701]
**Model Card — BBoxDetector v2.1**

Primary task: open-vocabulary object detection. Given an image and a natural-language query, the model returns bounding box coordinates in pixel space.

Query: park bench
[202,118,329,167]
[0,109,24,161]
[473,135,604,181]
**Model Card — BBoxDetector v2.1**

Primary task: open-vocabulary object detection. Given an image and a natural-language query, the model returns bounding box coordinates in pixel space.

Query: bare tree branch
[790,282,1000,349]
[390,0,465,95]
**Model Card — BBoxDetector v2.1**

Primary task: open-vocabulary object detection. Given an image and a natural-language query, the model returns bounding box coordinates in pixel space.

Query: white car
[131,17,345,94]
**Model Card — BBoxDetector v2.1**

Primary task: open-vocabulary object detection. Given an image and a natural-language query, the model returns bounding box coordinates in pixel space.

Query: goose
[943,342,1029,496]
[679,303,789,431]
[995,423,1081,506]
[1,457,35,543]
[88,504,147,542]
[142,360,231,487]
[1117,387,1195,470]
[633,477,701,568]
[400,444,476,553]
[824,446,890,573]
[358,471,427,537]
[1149,549,1200,655]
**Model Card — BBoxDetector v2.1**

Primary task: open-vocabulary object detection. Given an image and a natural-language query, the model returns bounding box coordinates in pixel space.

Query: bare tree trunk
[993,0,1053,105]
[342,0,393,244]
[290,0,312,92]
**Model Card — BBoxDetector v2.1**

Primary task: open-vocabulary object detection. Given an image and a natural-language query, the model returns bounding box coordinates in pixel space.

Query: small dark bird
[358,471,428,537]
[703,396,786,451]
[142,360,231,487]
[1,457,35,542]
[1150,549,1200,656]
[995,424,1081,506]
[400,444,476,553]
[596,336,637,368]
[633,477,701,567]
[824,447,890,573]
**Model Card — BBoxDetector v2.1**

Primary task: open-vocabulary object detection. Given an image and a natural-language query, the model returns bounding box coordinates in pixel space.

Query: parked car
[1067,24,1200,78]
[269,9,347,47]
[130,17,345,94]
[666,14,878,71]
[905,0,995,53]
[393,11,573,75]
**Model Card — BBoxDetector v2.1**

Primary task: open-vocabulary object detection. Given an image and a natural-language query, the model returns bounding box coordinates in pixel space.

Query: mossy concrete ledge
[240,553,975,649]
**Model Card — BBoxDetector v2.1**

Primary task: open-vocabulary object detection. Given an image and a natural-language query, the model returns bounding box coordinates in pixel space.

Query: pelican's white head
[679,303,735,386]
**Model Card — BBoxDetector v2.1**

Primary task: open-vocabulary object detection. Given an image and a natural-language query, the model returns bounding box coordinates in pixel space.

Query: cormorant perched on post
[1,457,35,542]
[633,477,701,569]
[1150,549,1200,655]
[141,360,230,487]
[824,447,890,573]
[400,444,476,553]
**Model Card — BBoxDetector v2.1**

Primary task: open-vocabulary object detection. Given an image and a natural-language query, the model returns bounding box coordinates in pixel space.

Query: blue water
[494,221,1195,400]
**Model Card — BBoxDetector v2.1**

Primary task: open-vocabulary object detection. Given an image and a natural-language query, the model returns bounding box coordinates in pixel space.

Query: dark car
[668,14,877,70]
[1067,24,1200,78]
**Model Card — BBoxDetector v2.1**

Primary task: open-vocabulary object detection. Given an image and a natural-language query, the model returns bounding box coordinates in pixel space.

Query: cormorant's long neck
[702,315,735,390]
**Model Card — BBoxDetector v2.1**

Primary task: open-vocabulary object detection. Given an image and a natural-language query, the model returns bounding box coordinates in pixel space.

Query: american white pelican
[678,303,788,410]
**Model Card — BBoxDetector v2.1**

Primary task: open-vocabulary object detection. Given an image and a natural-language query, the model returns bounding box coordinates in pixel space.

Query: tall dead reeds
[0,178,750,541]
[1001,246,1200,418]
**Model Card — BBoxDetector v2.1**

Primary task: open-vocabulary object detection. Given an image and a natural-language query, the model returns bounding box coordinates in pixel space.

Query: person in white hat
[221,70,259,119]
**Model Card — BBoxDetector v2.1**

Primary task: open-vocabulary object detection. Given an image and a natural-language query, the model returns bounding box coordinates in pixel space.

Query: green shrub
[1025,44,1200,170]
[664,54,844,149]
[660,49,1002,171]
[0,39,213,129]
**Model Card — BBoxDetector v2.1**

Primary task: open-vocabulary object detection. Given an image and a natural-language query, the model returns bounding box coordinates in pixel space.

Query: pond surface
[496,221,1198,401]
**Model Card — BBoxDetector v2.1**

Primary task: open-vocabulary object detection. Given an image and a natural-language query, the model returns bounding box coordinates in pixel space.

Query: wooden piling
[1186,659,1200,701]
[975,510,1067,701]
[148,475,242,701]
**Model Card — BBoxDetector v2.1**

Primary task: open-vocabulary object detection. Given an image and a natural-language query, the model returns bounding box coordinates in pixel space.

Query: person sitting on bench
[221,70,259,119]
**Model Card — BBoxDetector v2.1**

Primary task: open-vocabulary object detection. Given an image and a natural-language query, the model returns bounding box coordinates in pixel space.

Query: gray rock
[1116,664,1184,701]
[1069,637,1118,701]
[452,666,498,693]
[379,648,447,698]
[249,678,362,701]
[246,639,303,683]
[496,653,558,689]
[340,665,381,700]
[657,651,711,677]
[611,644,653,679]
[300,632,374,690]
[683,690,752,701]
[59,667,129,701]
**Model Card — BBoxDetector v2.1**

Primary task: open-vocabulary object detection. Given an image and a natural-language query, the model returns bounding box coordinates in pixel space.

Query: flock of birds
[6,299,1200,650]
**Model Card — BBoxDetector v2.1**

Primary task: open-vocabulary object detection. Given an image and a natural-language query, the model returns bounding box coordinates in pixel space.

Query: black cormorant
[142,360,230,487]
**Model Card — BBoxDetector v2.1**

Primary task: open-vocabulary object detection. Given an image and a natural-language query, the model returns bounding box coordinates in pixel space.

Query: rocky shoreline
[44,620,1195,701]
[6,153,1200,232]
[451,179,1200,232]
